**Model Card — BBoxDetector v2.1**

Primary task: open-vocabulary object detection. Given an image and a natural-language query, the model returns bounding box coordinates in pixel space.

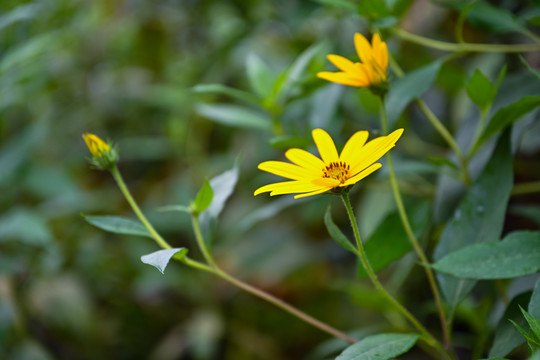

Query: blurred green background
[1,0,540,359]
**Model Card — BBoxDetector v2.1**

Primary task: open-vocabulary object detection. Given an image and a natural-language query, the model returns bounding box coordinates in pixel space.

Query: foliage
[2,0,540,359]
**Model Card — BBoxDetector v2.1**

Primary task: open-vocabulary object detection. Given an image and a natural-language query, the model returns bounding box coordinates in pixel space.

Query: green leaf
[0,208,52,245]
[357,0,392,19]
[434,131,513,318]
[529,277,540,319]
[324,205,357,254]
[0,3,41,32]
[520,307,540,344]
[519,56,540,83]
[140,248,188,274]
[489,292,532,358]
[193,179,214,214]
[335,333,419,360]
[268,135,312,149]
[191,84,261,106]
[476,96,540,148]
[314,0,357,11]
[82,215,152,239]
[432,231,540,279]
[385,58,445,128]
[246,54,277,99]
[428,156,459,170]
[466,69,496,110]
[276,42,325,104]
[358,201,430,277]
[467,2,527,34]
[195,103,270,130]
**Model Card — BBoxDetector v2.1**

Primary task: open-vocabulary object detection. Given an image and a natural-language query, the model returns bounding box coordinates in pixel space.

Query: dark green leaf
[520,307,540,344]
[511,205,540,228]
[314,0,357,11]
[466,69,496,110]
[246,54,277,99]
[467,2,527,34]
[268,135,312,149]
[476,96,540,148]
[140,248,188,274]
[82,215,152,239]
[385,58,445,128]
[357,0,392,19]
[432,231,540,279]
[434,131,513,318]
[193,179,214,214]
[428,156,459,170]
[489,292,532,358]
[529,278,540,319]
[335,333,419,360]
[324,205,357,254]
[191,84,261,105]
[358,201,430,277]
[519,56,540,83]
[195,104,270,130]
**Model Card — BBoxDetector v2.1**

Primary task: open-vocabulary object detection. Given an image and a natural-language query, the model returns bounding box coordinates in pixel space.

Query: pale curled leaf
[83,215,152,238]
[141,248,188,274]
[335,333,419,360]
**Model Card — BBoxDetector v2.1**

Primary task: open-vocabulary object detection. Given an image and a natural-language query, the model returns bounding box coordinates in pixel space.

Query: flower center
[322,161,350,184]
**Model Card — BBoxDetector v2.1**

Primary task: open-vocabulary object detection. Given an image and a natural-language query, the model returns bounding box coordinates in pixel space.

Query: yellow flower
[83,133,118,170]
[254,128,403,199]
[83,133,111,157]
[317,33,388,89]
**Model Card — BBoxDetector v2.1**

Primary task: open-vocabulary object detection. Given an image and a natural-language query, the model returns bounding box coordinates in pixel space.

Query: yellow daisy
[254,128,403,199]
[317,33,388,88]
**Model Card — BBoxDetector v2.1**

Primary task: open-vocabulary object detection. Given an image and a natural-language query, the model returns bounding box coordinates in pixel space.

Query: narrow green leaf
[520,307,540,343]
[82,215,152,239]
[358,201,430,277]
[432,231,540,279]
[434,131,513,317]
[335,333,419,360]
[519,56,540,83]
[529,278,540,319]
[428,156,459,170]
[246,54,277,99]
[489,292,531,358]
[385,58,445,128]
[324,205,357,254]
[193,179,213,214]
[195,103,270,130]
[467,2,527,34]
[0,3,41,31]
[466,69,495,110]
[191,84,261,105]
[476,95,540,148]
[140,248,188,274]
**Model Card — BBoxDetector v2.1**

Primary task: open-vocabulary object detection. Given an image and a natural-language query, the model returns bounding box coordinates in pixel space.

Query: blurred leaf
[246,54,276,99]
[335,333,419,360]
[432,231,540,279]
[357,0,393,19]
[529,277,540,318]
[513,307,540,353]
[358,201,430,277]
[519,56,540,82]
[314,0,357,11]
[192,84,261,106]
[193,179,214,215]
[82,215,152,238]
[476,95,540,149]
[0,31,63,73]
[157,205,191,213]
[467,2,527,34]
[309,83,343,129]
[140,248,188,274]
[0,124,44,185]
[511,205,540,227]
[385,58,446,128]
[372,16,399,28]
[276,42,325,103]
[428,156,459,170]
[0,208,52,245]
[195,104,270,130]
[324,205,357,254]
[236,197,300,233]
[490,292,532,358]
[466,69,496,110]
[0,3,41,31]
[268,135,312,149]
[434,131,513,318]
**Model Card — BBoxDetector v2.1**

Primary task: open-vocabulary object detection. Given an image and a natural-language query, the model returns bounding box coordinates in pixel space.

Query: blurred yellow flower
[83,133,118,170]
[254,128,403,199]
[317,33,388,89]
[83,133,111,157]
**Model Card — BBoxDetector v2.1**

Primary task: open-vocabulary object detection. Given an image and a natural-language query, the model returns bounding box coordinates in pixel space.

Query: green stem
[111,166,172,250]
[512,181,540,195]
[414,99,471,186]
[189,216,357,344]
[341,193,448,357]
[379,98,452,348]
[392,27,540,53]
[190,213,217,268]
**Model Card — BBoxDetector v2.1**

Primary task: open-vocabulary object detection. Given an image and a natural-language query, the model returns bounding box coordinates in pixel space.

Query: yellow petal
[312,177,340,187]
[312,129,339,164]
[327,54,358,73]
[339,130,369,164]
[343,163,382,186]
[376,40,388,73]
[349,129,404,175]
[317,71,369,87]
[258,161,317,180]
[354,33,373,65]
[294,187,333,199]
[285,148,325,172]
[254,180,324,196]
